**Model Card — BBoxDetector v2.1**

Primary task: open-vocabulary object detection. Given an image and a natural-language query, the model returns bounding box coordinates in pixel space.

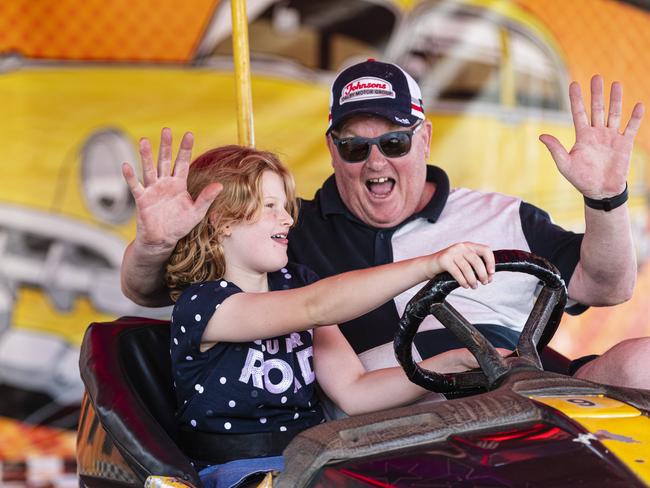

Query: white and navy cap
[327,59,425,134]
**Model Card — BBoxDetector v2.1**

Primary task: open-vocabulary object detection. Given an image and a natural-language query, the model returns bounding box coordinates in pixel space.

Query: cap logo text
[340,77,395,105]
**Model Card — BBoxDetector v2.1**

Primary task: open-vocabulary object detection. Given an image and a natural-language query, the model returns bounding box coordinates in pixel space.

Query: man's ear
[422,119,433,161]
[325,134,336,169]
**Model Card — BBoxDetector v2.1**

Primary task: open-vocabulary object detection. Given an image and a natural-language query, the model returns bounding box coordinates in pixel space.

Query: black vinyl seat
[77,317,202,488]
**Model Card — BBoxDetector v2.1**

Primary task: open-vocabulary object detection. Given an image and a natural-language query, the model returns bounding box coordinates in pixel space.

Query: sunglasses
[331,121,424,163]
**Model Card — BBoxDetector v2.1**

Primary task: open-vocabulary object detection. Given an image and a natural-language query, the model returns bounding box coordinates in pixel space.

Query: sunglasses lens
[338,139,371,162]
[335,127,416,162]
[379,132,411,158]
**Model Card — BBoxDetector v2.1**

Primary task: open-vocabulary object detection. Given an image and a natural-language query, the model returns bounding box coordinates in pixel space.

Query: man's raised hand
[539,75,644,199]
[121,128,222,253]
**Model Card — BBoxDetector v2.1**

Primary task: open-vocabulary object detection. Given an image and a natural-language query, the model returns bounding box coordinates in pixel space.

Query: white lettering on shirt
[239,348,265,389]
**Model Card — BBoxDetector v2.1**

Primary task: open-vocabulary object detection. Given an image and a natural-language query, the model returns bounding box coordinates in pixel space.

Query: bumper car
[76,251,650,487]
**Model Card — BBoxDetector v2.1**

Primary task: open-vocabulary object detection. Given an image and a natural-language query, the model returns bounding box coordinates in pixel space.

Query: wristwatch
[583,183,628,212]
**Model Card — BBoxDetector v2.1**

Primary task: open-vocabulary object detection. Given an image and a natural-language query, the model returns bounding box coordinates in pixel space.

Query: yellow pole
[231,0,254,146]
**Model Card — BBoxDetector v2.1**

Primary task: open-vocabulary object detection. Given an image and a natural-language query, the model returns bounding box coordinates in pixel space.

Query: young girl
[163,145,494,487]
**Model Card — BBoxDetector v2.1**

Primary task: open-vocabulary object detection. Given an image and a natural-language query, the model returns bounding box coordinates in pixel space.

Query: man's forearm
[568,204,637,306]
[121,241,174,307]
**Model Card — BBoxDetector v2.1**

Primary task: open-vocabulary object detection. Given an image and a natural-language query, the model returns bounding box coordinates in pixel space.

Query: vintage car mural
[1,3,650,479]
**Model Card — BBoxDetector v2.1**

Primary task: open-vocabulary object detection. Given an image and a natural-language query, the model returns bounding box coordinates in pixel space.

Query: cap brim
[327,107,421,134]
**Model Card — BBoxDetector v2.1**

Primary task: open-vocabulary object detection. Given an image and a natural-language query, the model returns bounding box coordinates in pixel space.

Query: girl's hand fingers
[454,257,479,289]
[477,246,495,277]
[445,260,469,288]
[465,252,489,285]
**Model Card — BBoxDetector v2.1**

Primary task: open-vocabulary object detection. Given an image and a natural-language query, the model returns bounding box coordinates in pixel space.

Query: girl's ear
[208,213,229,238]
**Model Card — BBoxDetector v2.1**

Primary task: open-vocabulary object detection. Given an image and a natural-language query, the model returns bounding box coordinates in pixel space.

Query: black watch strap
[583,183,628,211]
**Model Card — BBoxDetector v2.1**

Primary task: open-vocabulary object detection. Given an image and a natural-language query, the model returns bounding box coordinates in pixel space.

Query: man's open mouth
[366,177,395,197]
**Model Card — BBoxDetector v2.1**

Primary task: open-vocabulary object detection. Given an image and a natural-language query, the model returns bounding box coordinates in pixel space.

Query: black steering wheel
[394,249,567,394]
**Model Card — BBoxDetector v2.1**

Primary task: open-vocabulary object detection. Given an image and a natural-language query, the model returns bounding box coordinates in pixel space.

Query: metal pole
[230,0,254,146]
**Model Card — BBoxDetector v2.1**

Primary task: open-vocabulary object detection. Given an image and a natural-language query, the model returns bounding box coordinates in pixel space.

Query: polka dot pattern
[170,266,324,436]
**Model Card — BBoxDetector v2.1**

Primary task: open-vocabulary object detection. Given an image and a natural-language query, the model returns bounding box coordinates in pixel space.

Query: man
[121,60,649,389]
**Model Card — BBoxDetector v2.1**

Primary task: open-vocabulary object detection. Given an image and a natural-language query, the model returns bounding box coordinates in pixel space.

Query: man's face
[327,115,432,228]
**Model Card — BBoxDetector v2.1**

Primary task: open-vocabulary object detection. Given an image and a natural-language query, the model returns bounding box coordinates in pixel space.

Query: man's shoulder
[442,187,523,218]
[449,186,522,203]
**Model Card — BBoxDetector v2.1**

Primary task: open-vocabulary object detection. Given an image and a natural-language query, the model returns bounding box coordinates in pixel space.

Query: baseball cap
[326,59,425,134]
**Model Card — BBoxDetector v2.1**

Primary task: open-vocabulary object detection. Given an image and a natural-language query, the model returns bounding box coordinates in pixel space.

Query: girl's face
[221,170,294,276]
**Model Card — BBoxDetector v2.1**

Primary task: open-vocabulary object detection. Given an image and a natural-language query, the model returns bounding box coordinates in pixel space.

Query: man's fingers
[624,102,645,139]
[158,127,173,177]
[607,81,623,130]
[139,138,157,187]
[569,81,589,131]
[173,131,194,179]
[122,163,144,199]
[193,182,223,216]
[539,134,570,170]
[590,75,605,127]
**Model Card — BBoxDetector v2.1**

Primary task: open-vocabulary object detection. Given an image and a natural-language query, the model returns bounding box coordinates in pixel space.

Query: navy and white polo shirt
[170,262,325,436]
[290,166,584,371]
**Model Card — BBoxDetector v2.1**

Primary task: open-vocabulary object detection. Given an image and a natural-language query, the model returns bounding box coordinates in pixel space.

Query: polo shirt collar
[318,165,450,226]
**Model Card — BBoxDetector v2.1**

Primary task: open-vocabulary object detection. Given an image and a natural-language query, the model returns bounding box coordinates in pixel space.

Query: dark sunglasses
[331,121,424,163]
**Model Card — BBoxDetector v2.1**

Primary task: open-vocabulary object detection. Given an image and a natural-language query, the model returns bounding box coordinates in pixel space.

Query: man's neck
[414,181,437,214]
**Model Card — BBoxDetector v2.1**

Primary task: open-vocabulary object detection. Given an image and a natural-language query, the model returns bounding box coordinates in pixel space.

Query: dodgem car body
[76,251,650,487]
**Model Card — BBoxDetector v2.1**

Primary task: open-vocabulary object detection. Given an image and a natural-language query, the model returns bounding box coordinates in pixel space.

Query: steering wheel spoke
[517,285,564,368]
[431,301,509,383]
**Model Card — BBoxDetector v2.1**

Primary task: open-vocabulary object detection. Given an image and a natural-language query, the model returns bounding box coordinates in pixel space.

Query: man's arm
[120,128,221,306]
[540,76,644,305]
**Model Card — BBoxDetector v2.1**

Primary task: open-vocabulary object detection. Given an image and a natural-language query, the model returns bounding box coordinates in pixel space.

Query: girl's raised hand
[428,242,495,289]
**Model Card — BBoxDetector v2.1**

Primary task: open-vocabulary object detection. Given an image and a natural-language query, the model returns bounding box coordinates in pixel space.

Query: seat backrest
[78,317,201,486]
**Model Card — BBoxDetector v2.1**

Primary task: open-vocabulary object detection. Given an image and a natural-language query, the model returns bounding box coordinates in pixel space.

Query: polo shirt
[289,166,583,371]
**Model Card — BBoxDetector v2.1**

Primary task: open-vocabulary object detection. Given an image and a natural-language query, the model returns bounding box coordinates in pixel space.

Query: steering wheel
[394,249,567,394]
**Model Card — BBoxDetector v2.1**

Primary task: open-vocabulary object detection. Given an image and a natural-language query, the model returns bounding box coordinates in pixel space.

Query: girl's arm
[313,324,506,416]
[204,242,494,343]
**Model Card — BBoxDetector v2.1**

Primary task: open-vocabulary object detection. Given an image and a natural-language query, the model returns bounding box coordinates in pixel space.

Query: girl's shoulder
[174,279,243,311]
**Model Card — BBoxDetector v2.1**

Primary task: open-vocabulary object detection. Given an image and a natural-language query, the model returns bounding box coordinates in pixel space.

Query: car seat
[76,317,202,488]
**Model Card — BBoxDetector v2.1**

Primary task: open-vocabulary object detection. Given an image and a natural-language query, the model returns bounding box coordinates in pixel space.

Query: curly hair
[165,145,297,301]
